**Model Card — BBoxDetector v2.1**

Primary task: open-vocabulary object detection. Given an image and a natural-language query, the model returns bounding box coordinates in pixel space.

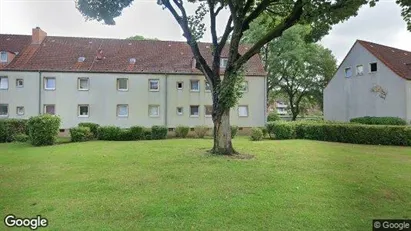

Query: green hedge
[231,126,239,139]
[28,115,61,146]
[97,126,159,141]
[130,126,145,140]
[175,126,190,138]
[14,133,29,143]
[350,116,407,125]
[0,119,28,142]
[266,121,411,146]
[250,127,263,141]
[78,122,100,138]
[97,126,121,141]
[70,127,93,142]
[151,126,167,140]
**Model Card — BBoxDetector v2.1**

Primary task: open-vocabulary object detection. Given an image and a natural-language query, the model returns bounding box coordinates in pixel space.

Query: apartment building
[0,28,267,131]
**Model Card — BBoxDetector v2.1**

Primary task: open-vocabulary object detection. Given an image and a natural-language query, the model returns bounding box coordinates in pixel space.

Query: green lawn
[1,138,410,230]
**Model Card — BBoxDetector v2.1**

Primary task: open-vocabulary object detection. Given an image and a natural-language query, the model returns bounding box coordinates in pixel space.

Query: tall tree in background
[76,0,411,155]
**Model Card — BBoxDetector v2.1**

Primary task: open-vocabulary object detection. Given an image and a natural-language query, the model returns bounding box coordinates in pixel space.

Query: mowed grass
[1,138,410,230]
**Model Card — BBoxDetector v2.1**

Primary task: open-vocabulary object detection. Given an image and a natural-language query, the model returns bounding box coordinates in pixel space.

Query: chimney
[32,27,47,44]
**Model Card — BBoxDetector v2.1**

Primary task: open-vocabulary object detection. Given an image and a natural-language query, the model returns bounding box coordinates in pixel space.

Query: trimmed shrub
[28,115,61,146]
[69,127,93,142]
[267,112,281,122]
[0,119,28,142]
[250,127,263,141]
[231,126,239,139]
[350,116,407,126]
[118,129,135,141]
[194,125,209,138]
[266,121,296,140]
[151,125,167,140]
[14,133,29,143]
[143,128,152,140]
[130,126,144,140]
[175,126,190,138]
[78,122,100,138]
[97,126,121,141]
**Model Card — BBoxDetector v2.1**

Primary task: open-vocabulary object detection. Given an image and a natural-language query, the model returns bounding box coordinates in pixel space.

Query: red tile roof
[358,40,411,80]
[1,34,266,76]
[0,34,32,54]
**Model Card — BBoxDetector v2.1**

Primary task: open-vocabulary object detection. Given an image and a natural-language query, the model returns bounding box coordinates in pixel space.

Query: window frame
[0,104,8,117]
[238,105,249,117]
[190,80,200,92]
[0,76,9,90]
[44,77,56,90]
[190,105,200,117]
[369,62,378,73]
[44,104,56,115]
[344,67,352,78]
[176,107,183,116]
[16,78,24,88]
[78,104,90,118]
[0,51,7,63]
[356,65,364,76]
[149,79,160,92]
[148,105,160,117]
[16,106,25,116]
[176,81,184,90]
[117,104,129,117]
[220,58,228,68]
[117,78,129,91]
[78,77,89,91]
[204,105,213,117]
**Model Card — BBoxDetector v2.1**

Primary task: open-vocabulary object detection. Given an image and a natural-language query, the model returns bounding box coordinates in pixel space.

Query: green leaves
[75,0,133,25]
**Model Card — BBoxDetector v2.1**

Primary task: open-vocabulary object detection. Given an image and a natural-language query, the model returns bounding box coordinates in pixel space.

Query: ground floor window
[44,104,55,115]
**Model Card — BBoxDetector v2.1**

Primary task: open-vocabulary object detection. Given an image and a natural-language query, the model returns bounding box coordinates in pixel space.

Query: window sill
[44,88,56,91]
[78,89,89,91]
[149,115,160,117]
[190,115,199,118]
[177,88,183,91]
[177,113,183,116]
[205,115,212,118]
[149,89,160,92]
[239,115,249,118]
[117,89,129,92]
[190,90,200,92]
[78,115,89,118]
[117,115,129,118]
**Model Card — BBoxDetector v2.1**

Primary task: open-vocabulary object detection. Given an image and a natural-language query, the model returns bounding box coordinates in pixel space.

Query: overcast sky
[1,0,410,63]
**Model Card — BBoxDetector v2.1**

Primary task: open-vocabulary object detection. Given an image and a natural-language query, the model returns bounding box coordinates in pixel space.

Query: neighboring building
[0,28,267,132]
[324,40,411,123]
[268,100,288,115]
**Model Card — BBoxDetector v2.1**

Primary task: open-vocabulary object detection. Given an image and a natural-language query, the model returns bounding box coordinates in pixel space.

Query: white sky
[1,0,410,63]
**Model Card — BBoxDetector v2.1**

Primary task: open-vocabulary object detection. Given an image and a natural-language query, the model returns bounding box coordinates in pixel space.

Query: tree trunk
[212,109,236,155]
[291,113,297,121]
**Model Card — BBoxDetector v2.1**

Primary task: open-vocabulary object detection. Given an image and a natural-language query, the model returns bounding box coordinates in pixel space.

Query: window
[117,104,128,117]
[240,81,248,92]
[0,51,7,63]
[44,77,56,90]
[344,67,352,78]
[149,105,160,117]
[205,105,212,117]
[190,80,200,91]
[16,79,24,88]
[370,62,378,72]
[176,107,183,115]
[220,58,228,68]
[0,104,8,116]
[16,106,24,115]
[205,81,211,91]
[78,105,89,117]
[356,65,364,76]
[44,104,55,115]
[149,79,159,91]
[78,78,89,90]
[117,78,128,91]
[190,105,199,117]
[0,76,8,89]
[177,81,183,90]
[238,105,249,117]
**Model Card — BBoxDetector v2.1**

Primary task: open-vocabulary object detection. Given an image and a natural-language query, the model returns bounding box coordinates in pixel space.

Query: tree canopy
[126,35,159,40]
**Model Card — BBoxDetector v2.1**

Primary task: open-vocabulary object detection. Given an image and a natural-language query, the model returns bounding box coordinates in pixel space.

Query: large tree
[126,35,159,40]
[76,0,411,155]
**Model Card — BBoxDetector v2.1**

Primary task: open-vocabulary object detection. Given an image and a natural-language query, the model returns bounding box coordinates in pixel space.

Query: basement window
[370,62,378,73]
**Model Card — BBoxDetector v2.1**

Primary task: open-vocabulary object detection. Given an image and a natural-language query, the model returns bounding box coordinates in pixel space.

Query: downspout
[264,75,267,124]
[165,74,168,127]
[38,71,42,115]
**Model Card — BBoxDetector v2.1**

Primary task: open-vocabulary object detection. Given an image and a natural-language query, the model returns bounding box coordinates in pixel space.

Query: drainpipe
[165,74,168,127]
[38,71,42,115]
[264,75,267,124]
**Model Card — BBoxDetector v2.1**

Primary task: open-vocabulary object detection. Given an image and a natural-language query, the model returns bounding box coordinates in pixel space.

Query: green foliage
[175,126,190,138]
[350,116,407,126]
[250,127,263,141]
[231,125,239,139]
[143,128,152,140]
[78,122,100,138]
[14,133,29,143]
[97,126,122,141]
[130,126,145,140]
[266,121,296,140]
[194,125,209,138]
[70,127,93,142]
[267,112,281,122]
[117,129,135,141]
[259,127,268,138]
[126,35,158,40]
[28,115,61,146]
[151,126,167,140]
[0,119,28,142]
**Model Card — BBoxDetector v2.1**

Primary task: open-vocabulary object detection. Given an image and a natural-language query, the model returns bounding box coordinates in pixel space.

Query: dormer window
[78,57,86,62]
[129,58,136,64]
[0,51,7,63]
[220,58,228,68]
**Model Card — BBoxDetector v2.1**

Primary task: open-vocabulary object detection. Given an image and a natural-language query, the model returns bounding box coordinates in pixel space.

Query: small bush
[143,128,152,140]
[70,127,93,142]
[250,127,263,141]
[175,125,190,138]
[231,126,239,139]
[266,121,296,139]
[130,126,144,140]
[259,127,268,138]
[267,112,281,122]
[194,125,209,138]
[117,129,135,141]
[28,115,61,146]
[151,125,167,140]
[350,116,407,126]
[97,126,121,141]
[0,119,28,142]
[14,133,29,143]
[78,122,100,138]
